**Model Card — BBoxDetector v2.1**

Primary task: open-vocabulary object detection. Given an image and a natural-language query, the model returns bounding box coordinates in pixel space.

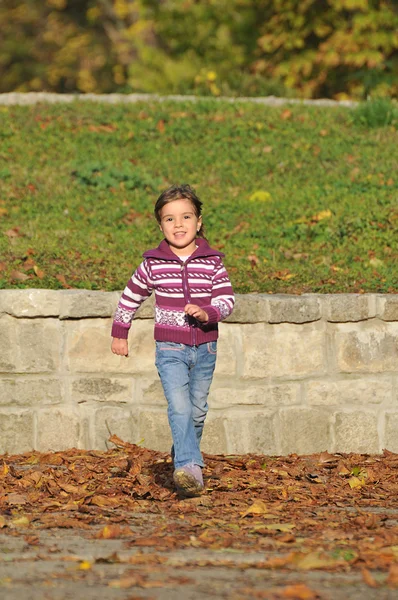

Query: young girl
[111,184,235,496]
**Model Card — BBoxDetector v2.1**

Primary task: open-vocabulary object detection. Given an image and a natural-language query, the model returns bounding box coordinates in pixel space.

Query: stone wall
[1,290,398,456]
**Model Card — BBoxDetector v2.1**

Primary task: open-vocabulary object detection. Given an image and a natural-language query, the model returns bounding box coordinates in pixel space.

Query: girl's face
[159,198,202,256]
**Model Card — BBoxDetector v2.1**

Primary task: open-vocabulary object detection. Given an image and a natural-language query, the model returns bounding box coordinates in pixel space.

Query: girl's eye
[184,215,191,219]
[166,217,173,222]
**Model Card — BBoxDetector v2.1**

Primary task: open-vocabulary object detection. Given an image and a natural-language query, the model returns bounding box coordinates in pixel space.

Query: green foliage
[0,100,397,294]
[0,0,396,99]
[351,97,398,127]
[72,162,160,190]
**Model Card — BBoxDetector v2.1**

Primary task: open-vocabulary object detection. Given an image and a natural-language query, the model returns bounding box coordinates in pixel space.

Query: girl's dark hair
[154,184,206,238]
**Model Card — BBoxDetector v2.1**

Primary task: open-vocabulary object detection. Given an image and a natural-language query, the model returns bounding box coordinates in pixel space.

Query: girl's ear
[197,216,202,232]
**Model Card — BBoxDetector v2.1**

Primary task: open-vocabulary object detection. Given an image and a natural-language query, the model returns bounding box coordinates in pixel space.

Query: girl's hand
[111,338,129,357]
[184,304,209,323]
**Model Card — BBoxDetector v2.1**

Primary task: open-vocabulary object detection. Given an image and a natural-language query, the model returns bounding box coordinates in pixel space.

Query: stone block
[224,294,270,323]
[0,378,63,407]
[0,411,34,454]
[225,410,278,455]
[323,294,376,322]
[0,316,61,373]
[36,409,81,451]
[377,295,398,322]
[71,377,132,404]
[66,318,156,374]
[214,322,238,376]
[0,289,60,317]
[136,377,166,406]
[138,409,171,452]
[60,290,116,319]
[209,383,300,407]
[333,322,398,373]
[305,378,393,406]
[241,322,326,379]
[94,407,139,450]
[279,407,331,454]
[0,316,18,372]
[201,414,228,455]
[384,412,398,453]
[268,294,321,324]
[334,411,379,454]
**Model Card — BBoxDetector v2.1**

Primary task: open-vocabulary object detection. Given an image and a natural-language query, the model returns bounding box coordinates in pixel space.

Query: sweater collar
[143,237,224,261]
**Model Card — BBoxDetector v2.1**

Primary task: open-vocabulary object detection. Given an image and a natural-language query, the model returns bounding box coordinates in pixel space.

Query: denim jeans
[155,340,217,468]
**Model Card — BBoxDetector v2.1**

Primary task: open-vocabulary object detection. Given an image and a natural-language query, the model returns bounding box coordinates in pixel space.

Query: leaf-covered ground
[1,437,398,598]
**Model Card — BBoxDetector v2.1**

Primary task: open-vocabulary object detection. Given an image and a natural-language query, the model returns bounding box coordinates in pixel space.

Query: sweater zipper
[180,259,196,346]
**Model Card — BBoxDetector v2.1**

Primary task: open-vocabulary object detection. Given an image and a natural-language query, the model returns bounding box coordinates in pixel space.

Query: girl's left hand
[184,304,209,323]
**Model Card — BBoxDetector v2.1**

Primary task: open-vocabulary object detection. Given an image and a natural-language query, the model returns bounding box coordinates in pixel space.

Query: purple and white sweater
[111,238,235,345]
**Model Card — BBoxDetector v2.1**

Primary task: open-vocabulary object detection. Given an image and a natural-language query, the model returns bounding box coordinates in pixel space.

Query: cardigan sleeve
[111,260,153,339]
[201,259,235,325]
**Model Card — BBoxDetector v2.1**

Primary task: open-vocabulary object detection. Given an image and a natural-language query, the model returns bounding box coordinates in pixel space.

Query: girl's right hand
[111,338,129,357]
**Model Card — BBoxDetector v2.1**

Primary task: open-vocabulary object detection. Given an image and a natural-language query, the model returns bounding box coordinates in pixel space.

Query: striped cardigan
[111,238,235,345]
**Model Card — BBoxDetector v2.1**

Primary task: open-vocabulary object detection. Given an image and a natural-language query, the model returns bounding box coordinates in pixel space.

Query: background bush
[0,0,397,100]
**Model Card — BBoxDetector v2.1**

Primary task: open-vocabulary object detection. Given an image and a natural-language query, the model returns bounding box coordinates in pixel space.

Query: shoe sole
[173,470,204,497]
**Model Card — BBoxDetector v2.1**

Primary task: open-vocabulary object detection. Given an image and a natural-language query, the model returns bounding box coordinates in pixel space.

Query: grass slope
[0,99,397,293]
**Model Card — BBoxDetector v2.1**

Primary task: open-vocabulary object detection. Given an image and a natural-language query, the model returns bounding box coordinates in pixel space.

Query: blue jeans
[155,341,217,468]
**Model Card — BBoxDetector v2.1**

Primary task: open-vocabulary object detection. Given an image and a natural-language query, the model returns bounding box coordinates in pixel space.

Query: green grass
[0,99,397,294]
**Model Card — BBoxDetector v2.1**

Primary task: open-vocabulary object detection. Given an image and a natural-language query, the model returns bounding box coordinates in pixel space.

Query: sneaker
[173,463,204,497]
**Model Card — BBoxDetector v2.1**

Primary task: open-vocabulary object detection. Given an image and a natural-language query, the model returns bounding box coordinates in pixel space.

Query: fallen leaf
[387,564,398,588]
[4,227,23,238]
[6,492,27,505]
[263,523,296,532]
[95,524,133,539]
[249,190,272,202]
[280,582,319,599]
[10,270,30,281]
[33,265,45,279]
[281,109,292,120]
[79,560,93,570]
[348,476,366,489]
[156,119,165,133]
[361,568,378,588]
[11,515,30,528]
[241,499,269,517]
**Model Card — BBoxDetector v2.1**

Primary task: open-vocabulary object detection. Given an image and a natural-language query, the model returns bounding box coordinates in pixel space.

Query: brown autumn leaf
[279,583,320,599]
[88,124,117,133]
[95,524,133,539]
[6,492,28,505]
[156,119,165,133]
[247,254,259,268]
[387,564,398,588]
[10,270,30,281]
[0,261,6,271]
[56,274,72,288]
[109,575,142,588]
[361,568,378,588]
[4,227,23,238]
[281,109,292,120]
